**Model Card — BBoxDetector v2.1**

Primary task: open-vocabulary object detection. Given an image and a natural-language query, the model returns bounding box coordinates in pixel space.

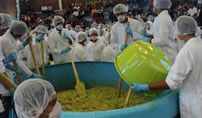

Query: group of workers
[0,0,202,117]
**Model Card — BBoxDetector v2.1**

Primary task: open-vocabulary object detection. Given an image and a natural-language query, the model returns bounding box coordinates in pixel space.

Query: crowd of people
[0,0,202,118]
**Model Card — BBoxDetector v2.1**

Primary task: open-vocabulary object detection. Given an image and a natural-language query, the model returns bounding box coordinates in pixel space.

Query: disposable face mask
[91,36,98,41]
[56,25,63,31]
[117,15,126,23]
[49,102,62,118]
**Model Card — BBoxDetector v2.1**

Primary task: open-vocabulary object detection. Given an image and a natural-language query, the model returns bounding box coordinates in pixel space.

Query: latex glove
[125,27,133,37]
[5,64,21,73]
[30,73,42,79]
[63,34,72,44]
[3,53,17,65]
[140,29,149,37]
[23,36,32,47]
[36,34,44,41]
[120,44,128,51]
[139,37,151,42]
[61,47,72,54]
[9,88,15,96]
[130,83,149,93]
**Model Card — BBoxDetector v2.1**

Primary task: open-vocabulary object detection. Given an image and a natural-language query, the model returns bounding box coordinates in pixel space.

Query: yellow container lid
[115,41,172,84]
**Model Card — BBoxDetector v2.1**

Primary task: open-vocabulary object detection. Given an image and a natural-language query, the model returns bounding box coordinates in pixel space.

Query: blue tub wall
[14,62,179,118]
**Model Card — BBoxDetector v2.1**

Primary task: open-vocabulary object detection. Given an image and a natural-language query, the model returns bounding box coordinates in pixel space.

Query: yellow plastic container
[115,41,172,85]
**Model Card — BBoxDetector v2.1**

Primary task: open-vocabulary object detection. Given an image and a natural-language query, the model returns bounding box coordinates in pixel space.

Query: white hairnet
[0,14,4,25]
[91,22,97,28]
[10,21,27,35]
[75,25,82,32]
[0,14,12,29]
[174,16,198,36]
[14,79,55,118]
[90,28,98,35]
[147,15,154,21]
[66,24,72,30]
[34,25,48,34]
[52,16,64,26]
[145,21,153,28]
[76,31,87,42]
[98,24,104,29]
[113,4,128,14]
[153,0,172,9]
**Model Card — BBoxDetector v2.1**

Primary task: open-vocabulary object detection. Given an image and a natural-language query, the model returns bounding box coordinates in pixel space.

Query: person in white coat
[47,16,72,64]
[0,13,18,118]
[131,16,202,118]
[0,21,41,79]
[87,28,105,61]
[26,25,49,69]
[152,0,177,63]
[73,31,92,62]
[111,4,148,52]
[14,79,62,118]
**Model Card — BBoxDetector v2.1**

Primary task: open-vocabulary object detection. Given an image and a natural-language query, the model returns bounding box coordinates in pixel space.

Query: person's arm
[149,81,170,90]
[47,36,62,54]
[132,48,193,92]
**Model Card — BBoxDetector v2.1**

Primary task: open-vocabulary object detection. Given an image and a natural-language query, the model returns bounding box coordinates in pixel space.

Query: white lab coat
[188,7,198,16]
[47,28,71,64]
[102,44,119,63]
[87,39,105,61]
[111,17,143,52]
[73,43,92,62]
[0,31,33,79]
[165,37,202,118]
[26,38,49,69]
[0,43,6,113]
[152,10,178,63]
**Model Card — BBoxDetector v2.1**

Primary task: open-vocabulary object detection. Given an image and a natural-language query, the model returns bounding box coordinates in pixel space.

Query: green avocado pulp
[56,86,152,112]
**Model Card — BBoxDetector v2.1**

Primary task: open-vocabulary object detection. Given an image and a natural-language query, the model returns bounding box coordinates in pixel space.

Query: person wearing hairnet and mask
[111,4,148,52]
[65,24,77,42]
[47,16,73,64]
[26,25,49,69]
[152,0,177,63]
[73,31,92,62]
[87,28,105,61]
[0,13,19,118]
[130,16,202,118]
[97,24,105,37]
[75,25,83,33]
[0,13,12,36]
[14,79,62,118]
[0,21,42,79]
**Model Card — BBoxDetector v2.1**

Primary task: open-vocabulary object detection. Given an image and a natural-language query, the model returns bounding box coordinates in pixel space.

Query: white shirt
[73,43,92,62]
[111,17,143,52]
[188,7,198,16]
[152,10,177,63]
[0,31,33,79]
[166,37,202,118]
[0,43,5,73]
[47,28,72,64]
[87,39,105,61]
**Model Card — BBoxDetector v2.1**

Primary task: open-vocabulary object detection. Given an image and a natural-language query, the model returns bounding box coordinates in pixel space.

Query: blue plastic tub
[13,62,179,118]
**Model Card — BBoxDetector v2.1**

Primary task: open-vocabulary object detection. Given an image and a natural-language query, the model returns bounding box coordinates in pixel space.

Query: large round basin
[15,62,179,118]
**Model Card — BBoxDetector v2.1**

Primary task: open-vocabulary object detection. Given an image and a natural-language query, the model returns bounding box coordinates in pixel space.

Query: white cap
[113,4,128,14]
[14,79,56,118]
[153,0,172,9]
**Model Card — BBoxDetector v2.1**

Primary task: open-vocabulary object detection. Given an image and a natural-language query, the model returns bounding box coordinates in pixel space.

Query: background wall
[0,0,16,17]
[20,0,125,12]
